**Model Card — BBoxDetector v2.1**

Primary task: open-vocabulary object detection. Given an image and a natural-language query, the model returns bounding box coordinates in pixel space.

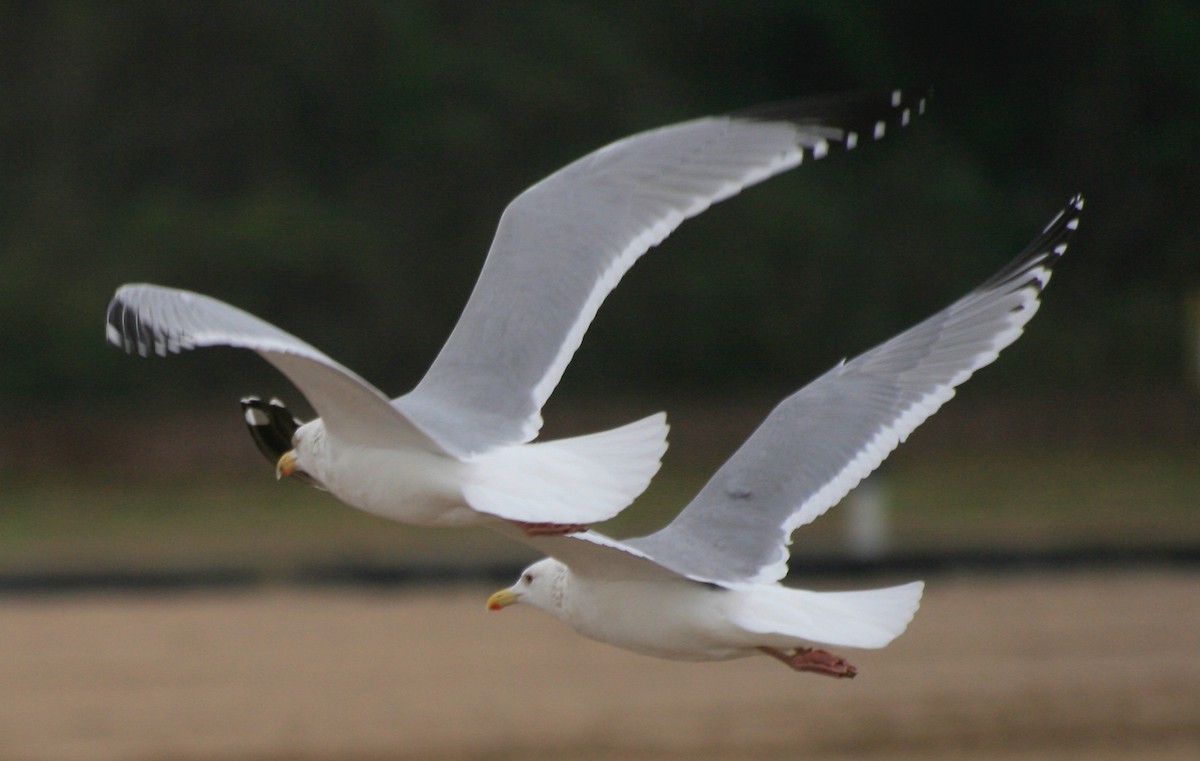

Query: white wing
[397,88,931,457]
[625,195,1085,584]
[106,284,438,451]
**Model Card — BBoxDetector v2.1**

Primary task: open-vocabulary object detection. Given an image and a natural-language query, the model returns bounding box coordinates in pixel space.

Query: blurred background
[0,3,1197,760]
[1,0,1196,577]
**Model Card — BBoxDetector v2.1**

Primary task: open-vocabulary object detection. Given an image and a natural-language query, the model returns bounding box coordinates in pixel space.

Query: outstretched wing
[397,88,931,458]
[626,195,1085,584]
[106,284,438,451]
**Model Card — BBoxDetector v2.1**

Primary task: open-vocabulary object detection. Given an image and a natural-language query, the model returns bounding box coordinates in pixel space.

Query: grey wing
[494,524,695,584]
[627,195,1085,584]
[106,284,438,450]
[397,88,930,458]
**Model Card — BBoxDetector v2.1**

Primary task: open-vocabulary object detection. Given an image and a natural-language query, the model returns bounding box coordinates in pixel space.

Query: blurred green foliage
[4,443,1197,574]
[2,1,1198,416]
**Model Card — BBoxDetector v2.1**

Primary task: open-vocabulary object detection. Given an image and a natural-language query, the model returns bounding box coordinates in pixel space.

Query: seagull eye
[522,573,534,584]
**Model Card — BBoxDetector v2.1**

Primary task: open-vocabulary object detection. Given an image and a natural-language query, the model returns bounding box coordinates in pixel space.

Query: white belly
[563,577,750,662]
[317,440,480,527]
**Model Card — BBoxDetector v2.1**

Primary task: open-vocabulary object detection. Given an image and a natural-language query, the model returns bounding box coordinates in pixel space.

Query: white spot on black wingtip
[1052,194,1085,231]
[901,108,911,126]
[873,120,886,139]
[918,97,927,115]
[846,131,858,149]
[245,407,270,426]
[890,89,902,107]
[1059,193,1084,211]
[813,139,830,159]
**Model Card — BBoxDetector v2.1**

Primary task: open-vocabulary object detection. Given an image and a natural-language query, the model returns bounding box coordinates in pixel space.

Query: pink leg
[759,646,858,678]
[512,520,589,536]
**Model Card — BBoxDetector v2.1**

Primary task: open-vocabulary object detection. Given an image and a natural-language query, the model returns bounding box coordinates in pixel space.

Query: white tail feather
[733,580,924,649]
[463,413,669,524]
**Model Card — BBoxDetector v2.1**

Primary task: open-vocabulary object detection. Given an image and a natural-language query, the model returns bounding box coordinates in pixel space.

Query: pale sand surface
[1,571,1197,761]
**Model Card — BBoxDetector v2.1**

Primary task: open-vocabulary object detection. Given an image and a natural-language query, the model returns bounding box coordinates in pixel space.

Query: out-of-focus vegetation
[2,2,1197,415]
[3,442,1197,576]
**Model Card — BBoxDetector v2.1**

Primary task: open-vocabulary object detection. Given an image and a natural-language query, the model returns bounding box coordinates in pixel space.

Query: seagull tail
[733,580,924,649]
[462,412,669,525]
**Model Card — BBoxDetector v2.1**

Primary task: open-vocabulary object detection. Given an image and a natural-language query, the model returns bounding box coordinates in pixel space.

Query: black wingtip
[977,193,1084,295]
[1032,192,1085,270]
[104,297,126,349]
[105,294,146,356]
[106,290,167,357]
[732,86,931,159]
[241,396,305,464]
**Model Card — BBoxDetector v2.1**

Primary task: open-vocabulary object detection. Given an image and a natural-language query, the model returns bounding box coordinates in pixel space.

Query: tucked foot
[759,646,858,679]
[513,521,589,536]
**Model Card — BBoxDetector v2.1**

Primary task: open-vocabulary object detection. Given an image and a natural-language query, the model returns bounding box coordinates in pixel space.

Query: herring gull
[105,88,928,534]
[488,195,1084,676]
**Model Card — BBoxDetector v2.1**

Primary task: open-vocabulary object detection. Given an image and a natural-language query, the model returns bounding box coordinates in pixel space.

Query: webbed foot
[759,646,858,678]
[512,521,589,536]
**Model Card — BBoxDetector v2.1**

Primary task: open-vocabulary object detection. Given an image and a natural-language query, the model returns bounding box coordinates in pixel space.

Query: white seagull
[106,88,928,535]
[488,195,1084,676]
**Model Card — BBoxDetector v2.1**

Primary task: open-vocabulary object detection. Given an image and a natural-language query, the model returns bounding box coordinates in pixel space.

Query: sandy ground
[1,570,1197,761]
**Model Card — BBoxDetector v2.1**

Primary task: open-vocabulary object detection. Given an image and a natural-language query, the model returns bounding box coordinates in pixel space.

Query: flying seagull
[488,195,1084,676]
[106,88,928,535]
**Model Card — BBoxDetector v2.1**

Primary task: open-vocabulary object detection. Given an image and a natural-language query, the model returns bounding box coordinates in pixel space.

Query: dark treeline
[2,2,1197,417]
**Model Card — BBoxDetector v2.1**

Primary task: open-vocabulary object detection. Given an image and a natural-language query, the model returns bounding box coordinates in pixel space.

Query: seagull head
[487,558,568,614]
[275,419,325,485]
